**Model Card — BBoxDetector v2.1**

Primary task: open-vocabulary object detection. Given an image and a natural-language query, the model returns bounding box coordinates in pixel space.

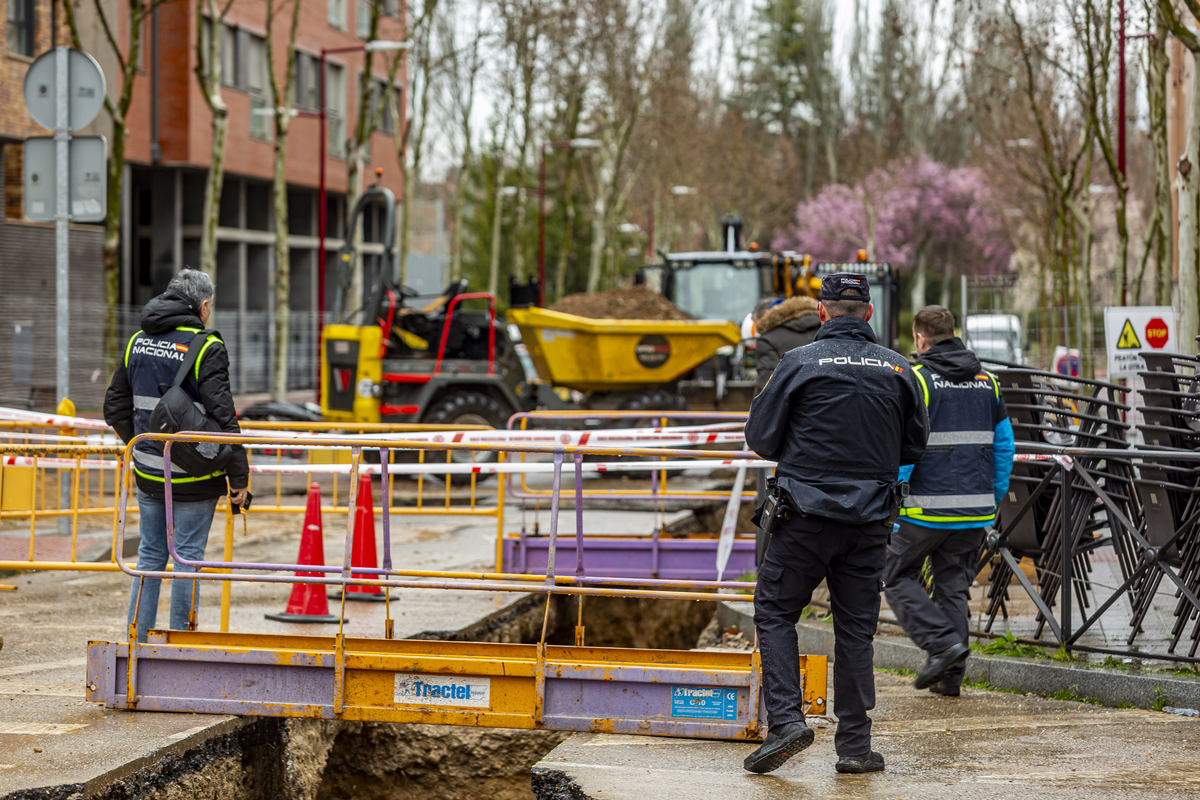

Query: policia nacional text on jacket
[742,272,928,775]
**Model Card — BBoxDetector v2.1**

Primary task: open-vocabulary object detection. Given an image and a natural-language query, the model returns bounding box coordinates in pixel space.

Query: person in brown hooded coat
[753,295,820,394]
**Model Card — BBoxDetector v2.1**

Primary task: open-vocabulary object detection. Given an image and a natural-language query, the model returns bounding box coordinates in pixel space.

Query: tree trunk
[451,164,467,281]
[271,122,290,402]
[1114,187,1128,307]
[1178,60,1200,348]
[1150,18,1173,305]
[804,123,816,198]
[487,174,504,297]
[199,106,228,280]
[587,144,615,293]
[939,264,951,308]
[399,160,414,286]
[346,145,365,316]
[510,189,528,282]
[554,196,576,301]
[824,132,838,185]
[909,249,926,312]
[103,115,126,372]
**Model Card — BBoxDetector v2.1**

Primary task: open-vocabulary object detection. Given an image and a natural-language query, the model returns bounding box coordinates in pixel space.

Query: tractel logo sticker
[394,673,491,708]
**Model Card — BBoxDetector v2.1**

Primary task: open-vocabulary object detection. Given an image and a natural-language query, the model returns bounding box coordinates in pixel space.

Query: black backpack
[147,330,234,476]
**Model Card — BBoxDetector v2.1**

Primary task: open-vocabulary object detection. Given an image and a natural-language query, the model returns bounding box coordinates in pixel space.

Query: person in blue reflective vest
[104,269,249,642]
[884,305,1014,695]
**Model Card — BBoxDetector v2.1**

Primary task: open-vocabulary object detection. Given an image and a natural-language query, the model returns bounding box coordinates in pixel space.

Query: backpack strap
[171,331,214,390]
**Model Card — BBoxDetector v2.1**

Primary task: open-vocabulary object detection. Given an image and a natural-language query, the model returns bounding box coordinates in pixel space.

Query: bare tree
[196,0,239,280]
[583,0,667,292]
[265,0,303,401]
[1159,0,1200,344]
[500,0,545,282]
[392,0,441,285]
[436,0,488,283]
[544,1,592,299]
[1139,4,1173,304]
[1070,0,1128,307]
[484,113,508,297]
[62,0,174,367]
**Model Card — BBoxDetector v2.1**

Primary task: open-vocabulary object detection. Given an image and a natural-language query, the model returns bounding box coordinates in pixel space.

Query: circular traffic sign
[1145,317,1170,349]
[23,48,106,132]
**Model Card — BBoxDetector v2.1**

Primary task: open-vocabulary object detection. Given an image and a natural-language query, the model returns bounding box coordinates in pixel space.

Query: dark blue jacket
[745,315,929,524]
[104,290,248,500]
[897,337,1013,527]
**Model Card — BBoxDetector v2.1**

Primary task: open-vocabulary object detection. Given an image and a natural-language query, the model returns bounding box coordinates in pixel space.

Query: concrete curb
[715,601,1200,712]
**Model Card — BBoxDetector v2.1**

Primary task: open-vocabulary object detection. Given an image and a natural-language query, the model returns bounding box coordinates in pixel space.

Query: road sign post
[55,47,69,404]
[22,47,106,406]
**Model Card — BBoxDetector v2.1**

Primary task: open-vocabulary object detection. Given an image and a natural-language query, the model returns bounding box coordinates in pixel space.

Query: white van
[965,314,1023,365]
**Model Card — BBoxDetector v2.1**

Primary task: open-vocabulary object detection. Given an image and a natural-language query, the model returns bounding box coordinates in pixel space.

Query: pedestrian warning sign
[1104,306,1176,378]
[1116,319,1142,349]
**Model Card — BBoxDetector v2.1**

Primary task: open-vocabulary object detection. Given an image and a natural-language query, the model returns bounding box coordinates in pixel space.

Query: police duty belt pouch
[147,330,233,476]
[751,476,793,534]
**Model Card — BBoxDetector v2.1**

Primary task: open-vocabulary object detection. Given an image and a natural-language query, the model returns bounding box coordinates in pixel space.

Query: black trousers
[753,512,888,757]
[883,520,984,687]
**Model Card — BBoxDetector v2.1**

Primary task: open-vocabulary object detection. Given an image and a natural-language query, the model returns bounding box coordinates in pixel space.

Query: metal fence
[0,303,321,413]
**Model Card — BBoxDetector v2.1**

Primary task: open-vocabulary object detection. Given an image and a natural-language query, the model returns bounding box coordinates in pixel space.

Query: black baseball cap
[818,272,871,303]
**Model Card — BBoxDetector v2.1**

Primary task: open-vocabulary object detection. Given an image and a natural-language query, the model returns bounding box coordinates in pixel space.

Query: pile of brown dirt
[549,286,692,321]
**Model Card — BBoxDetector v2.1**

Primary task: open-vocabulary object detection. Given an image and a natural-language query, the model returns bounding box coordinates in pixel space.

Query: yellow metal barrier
[510,410,754,507]
[84,432,826,741]
[0,418,507,636]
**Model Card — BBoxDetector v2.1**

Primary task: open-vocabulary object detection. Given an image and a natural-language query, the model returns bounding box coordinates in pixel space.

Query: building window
[369,78,395,135]
[247,35,272,141]
[295,52,319,111]
[356,0,372,39]
[384,0,399,17]
[220,23,239,87]
[6,0,35,57]
[326,63,346,158]
[328,0,346,31]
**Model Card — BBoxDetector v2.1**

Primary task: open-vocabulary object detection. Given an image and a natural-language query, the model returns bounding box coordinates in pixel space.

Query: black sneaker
[930,678,961,697]
[743,721,816,774]
[914,642,970,690]
[835,750,885,774]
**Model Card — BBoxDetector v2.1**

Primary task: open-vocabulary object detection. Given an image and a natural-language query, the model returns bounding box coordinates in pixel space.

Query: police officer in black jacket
[104,269,249,642]
[742,273,928,775]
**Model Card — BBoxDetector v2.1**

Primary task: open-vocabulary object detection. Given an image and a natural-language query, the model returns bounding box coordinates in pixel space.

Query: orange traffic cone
[332,476,393,602]
[266,483,339,623]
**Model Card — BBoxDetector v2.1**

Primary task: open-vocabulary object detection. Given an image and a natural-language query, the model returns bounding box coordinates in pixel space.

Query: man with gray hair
[104,269,249,641]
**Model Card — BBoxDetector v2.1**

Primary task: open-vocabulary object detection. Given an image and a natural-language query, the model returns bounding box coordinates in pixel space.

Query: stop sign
[1145,317,1170,348]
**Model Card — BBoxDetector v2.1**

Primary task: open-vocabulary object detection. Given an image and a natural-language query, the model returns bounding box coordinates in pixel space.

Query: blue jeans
[127,490,219,642]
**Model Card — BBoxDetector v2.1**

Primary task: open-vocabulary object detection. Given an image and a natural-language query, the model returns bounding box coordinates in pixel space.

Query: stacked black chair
[1132,352,1200,657]
[977,365,1134,647]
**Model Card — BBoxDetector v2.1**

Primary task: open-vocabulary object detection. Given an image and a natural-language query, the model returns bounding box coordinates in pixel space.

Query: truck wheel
[616,388,689,419]
[421,391,511,482]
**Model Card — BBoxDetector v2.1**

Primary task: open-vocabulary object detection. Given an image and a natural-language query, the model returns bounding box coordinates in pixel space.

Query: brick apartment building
[0,0,408,407]
[1,1,105,408]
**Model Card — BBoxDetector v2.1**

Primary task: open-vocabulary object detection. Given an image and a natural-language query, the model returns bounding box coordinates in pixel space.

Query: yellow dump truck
[507,307,741,395]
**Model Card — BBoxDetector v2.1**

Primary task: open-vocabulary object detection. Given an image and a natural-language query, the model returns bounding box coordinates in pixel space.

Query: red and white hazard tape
[0,454,770,475]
